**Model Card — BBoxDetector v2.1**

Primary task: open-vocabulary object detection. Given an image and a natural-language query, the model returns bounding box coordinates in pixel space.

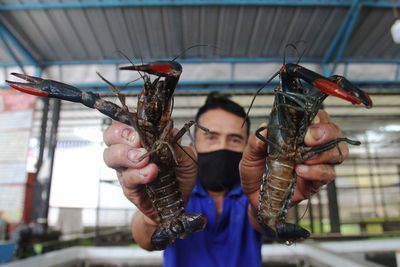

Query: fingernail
[297,165,309,174]
[138,168,149,179]
[312,115,320,124]
[122,128,135,144]
[306,126,324,141]
[128,148,146,162]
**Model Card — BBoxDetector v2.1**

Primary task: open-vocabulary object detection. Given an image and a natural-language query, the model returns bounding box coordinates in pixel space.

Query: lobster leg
[137,120,209,163]
[6,73,137,127]
[300,137,360,162]
[255,126,284,153]
[172,121,209,143]
[285,63,373,108]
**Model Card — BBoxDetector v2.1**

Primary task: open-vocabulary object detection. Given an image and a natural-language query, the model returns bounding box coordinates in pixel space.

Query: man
[103,92,347,266]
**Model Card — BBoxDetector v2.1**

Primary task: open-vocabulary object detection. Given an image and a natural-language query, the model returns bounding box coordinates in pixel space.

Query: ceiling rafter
[0,0,354,11]
[0,21,40,68]
[0,0,398,11]
[322,0,362,76]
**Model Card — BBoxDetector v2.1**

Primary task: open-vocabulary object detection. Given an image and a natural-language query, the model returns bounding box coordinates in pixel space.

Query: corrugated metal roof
[345,7,399,60]
[0,1,399,67]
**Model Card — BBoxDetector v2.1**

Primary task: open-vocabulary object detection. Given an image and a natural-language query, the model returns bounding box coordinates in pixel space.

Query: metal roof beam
[0,26,25,73]
[322,0,362,75]
[37,57,321,66]
[3,79,399,91]
[330,0,362,74]
[363,1,400,8]
[1,1,398,10]
[2,57,400,68]
[342,58,400,63]
[0,0,354,11]
[0,22,39,68]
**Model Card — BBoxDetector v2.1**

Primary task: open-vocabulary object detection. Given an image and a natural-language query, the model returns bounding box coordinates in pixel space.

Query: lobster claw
[120,61,182,78]
[285,64,373,109]
[328,75,373,109]
[6,73,84,102]
[6,73,49,97]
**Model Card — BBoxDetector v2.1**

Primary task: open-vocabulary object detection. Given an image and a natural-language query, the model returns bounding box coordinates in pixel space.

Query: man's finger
[103,144,149,170]
[244,125,268,160]
[304,121,343,147]
[103,121,141,147]
[240,126,268,195]
[174,144,197,202]
[295,164,336,185]
[119,163,159,189]
[313,109,331,124]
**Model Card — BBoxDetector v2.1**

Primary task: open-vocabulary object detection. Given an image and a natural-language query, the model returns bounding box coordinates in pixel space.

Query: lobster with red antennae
[247,61,372,244]
[6,59,208,250]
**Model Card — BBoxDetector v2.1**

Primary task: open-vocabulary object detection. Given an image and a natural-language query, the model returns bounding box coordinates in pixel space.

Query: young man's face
[195,108,248,153]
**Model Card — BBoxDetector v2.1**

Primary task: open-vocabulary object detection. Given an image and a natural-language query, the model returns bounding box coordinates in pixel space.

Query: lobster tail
[276,223,310,245]
[145,166,207,250]
[151,213,207,250]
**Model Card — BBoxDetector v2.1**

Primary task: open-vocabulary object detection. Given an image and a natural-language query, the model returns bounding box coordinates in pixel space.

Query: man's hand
[103,121,198,224]
[240,110,349,213]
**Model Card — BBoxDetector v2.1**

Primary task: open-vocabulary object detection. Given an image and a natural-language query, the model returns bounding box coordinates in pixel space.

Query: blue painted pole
[322,0,361,76]
[2,57,399,68]
[0,0,353,11]
[41,57,322,66]
[0,22,39,68]
[2,78,399,91]
[330,0,362,74]
[35,67,43,77]
[0,26,26,74]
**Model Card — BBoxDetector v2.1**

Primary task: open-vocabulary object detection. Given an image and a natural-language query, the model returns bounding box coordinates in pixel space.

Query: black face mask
[197,149,242,192]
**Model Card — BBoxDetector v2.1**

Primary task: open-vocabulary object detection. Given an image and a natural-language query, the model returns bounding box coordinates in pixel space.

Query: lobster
[6,60,208,250]
[250,63,373,244]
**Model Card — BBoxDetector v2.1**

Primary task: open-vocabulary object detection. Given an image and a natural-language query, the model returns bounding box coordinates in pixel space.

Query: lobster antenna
[176,143,197,164]
[283,42,308,90]
[117,50,134,65]
[124,76,142,86]
[283,43,298,65]
[294,40,307,64]
[116,50,146,81]
[242,70,280,128]
[96,72,129,112]
[283,41,308,65]
[172,44,220,61]
[297,197,311,224]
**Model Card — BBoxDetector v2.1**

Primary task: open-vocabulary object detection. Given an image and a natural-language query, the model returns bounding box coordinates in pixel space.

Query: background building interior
[0,0,399,266]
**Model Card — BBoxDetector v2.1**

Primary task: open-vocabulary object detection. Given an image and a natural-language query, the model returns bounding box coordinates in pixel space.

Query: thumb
[172,137,197,203]
[239,125,268,196]
[304,109,330,146]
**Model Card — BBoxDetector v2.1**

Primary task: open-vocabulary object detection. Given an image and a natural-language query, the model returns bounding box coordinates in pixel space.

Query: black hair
[195,91,250,137]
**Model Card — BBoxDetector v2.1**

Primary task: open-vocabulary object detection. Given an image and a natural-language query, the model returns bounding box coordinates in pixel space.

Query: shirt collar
[193,179,243,198]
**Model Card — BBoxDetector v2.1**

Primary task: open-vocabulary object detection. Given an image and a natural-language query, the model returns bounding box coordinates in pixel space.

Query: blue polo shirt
[163,181,262,267]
